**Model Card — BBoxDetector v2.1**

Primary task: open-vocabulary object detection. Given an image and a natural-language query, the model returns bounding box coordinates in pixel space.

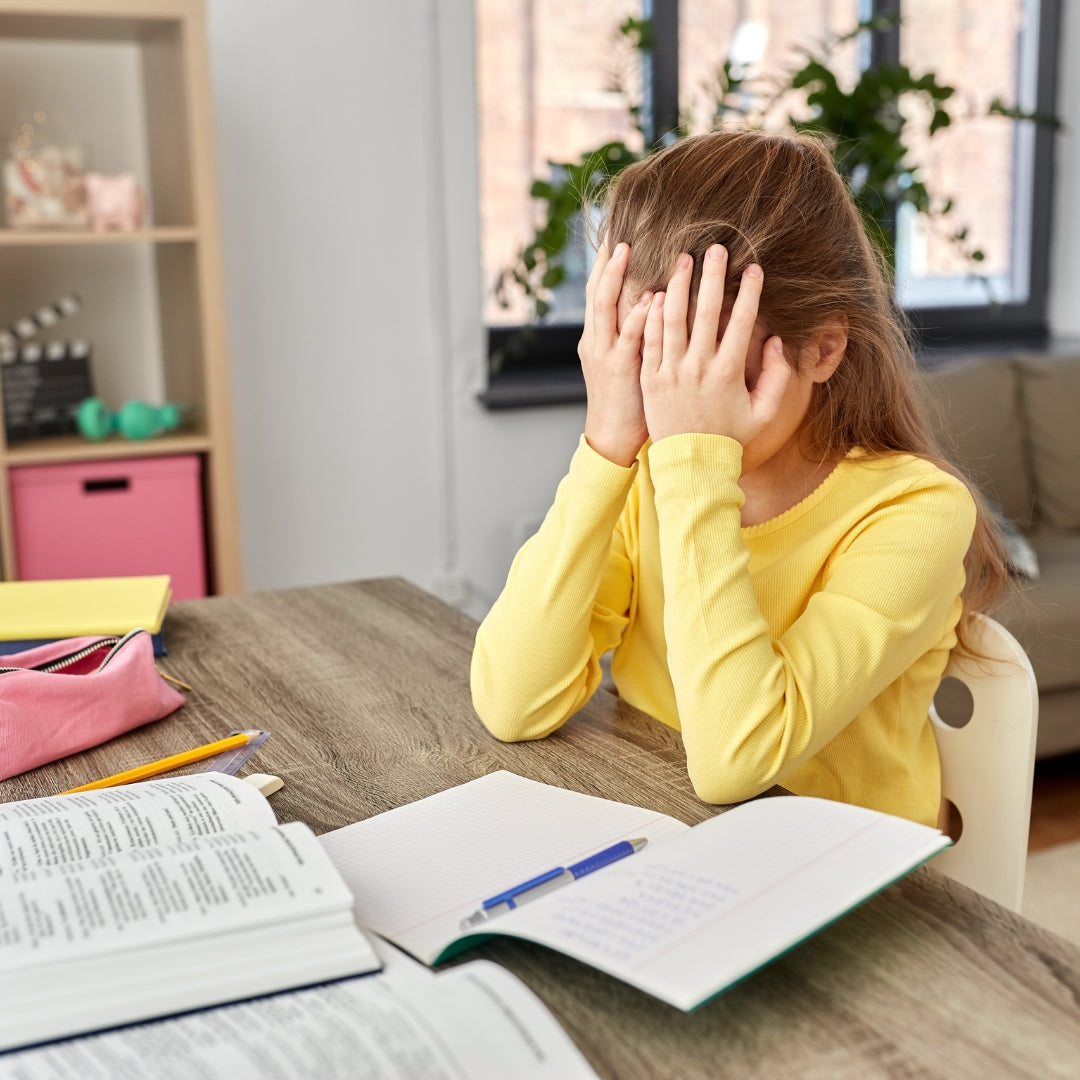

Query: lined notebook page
[480,796,949,1010]
[318,771,691,962]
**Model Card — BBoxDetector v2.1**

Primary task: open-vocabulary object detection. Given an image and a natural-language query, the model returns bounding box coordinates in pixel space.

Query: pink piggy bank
[84,172,144,232]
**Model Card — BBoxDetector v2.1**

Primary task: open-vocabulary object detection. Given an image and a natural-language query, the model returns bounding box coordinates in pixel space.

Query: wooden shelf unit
[0,226,199,245]
[0,0,242,593]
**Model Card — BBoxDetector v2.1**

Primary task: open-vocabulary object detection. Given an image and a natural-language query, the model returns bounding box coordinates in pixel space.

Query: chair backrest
[929,613,1038,911]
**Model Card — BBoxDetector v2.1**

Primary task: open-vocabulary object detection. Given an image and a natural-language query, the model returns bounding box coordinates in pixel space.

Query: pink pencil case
[0,630,185,782]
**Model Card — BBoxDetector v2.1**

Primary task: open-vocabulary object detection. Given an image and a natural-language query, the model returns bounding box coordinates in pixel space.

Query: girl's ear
[810,317,848,384]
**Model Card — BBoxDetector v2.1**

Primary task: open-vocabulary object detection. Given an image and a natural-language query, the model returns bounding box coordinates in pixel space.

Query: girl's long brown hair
[601,130,1010,646]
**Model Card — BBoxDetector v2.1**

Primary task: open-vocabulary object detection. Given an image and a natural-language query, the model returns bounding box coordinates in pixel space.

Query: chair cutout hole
[940,798,963,843]
[933,676,974,729]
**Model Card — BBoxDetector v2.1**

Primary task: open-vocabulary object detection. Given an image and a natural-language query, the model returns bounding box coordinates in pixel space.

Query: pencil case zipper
[0,628,144,675]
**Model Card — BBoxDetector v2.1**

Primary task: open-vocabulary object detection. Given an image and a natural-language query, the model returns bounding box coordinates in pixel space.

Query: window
[894,0,1039,313]
[477,0,645,330]
[477,0,1061,406]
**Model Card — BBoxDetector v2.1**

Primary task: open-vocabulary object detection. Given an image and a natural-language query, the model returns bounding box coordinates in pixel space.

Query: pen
[459,837,647,929]
[57,732,257,794]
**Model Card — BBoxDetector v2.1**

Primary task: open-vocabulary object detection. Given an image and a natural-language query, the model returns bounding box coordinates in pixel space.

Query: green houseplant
[497,15,1054,323]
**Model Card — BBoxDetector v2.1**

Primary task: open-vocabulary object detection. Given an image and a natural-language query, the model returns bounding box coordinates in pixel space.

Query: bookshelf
[0,0,242,593]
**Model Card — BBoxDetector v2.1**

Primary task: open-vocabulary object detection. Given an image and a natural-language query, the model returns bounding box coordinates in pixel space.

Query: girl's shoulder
[834,450,977,536]
[843,448,971,497]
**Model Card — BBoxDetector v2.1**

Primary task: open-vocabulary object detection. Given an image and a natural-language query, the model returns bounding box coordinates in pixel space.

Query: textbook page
[0,942,599,1080]
[0,773,277,882]
[1,821,380,1051]
[319,770,692,963]
[453,795,950,1011]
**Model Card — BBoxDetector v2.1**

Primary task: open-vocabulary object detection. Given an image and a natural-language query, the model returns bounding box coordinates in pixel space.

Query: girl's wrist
[583,423,642,468]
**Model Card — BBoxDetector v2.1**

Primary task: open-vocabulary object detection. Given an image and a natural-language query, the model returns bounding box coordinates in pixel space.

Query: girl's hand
[578,241,653,467]
[640,245,792,446]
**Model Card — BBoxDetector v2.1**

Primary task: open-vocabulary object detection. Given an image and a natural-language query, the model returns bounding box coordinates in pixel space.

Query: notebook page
[481,796,949,1010]
[319,771,690,962]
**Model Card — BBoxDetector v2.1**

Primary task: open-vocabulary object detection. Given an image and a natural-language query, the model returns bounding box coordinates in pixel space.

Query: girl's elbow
[470,676,561,743]
[470,650,595,743]
[471,674,527,742]
[473,699,530,743]
[684,744,778,806]
[688,769,764,807]
[471,647,520,740]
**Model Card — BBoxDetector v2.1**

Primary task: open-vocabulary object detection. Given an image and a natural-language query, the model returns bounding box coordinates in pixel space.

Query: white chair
[929,613,1039,912]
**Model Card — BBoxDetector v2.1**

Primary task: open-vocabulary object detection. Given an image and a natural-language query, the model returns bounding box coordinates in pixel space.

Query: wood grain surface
[4,577,1080,1078]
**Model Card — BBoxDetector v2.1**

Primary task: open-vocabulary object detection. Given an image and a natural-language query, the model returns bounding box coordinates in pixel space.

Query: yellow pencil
[58,732,255,794]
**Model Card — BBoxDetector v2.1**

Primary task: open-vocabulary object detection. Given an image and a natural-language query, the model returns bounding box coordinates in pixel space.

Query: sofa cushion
[994,529,1080,693]
[918,355,1035,530]
[1015,354,1080,531]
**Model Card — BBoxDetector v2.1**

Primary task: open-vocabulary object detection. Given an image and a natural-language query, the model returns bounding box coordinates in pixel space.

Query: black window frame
[481,0,1062,409]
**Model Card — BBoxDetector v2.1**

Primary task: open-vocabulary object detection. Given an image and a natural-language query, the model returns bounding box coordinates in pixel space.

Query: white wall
[207,0,585,612]
[208,0,1080,612]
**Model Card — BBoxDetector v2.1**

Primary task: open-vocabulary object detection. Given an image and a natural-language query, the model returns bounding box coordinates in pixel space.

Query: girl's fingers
[719,264,764,369]
[584,240,610,305]
[613,290,653,362]
[641,291,666,375]
[591,242,629,345]
[751,336,794,419]
[581,240,611,343]
[688,245,727,353]
[663,253,693,356]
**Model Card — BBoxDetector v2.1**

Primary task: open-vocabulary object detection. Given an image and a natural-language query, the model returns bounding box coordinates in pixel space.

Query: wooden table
[4,578,1080,1078]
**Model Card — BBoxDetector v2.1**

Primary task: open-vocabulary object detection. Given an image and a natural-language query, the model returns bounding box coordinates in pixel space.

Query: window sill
[477,331,1072,411]
[477,366,586,410]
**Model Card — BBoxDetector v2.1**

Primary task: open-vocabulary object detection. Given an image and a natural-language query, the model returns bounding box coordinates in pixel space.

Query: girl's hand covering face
[640,245,793,447]
[578,241,653,468]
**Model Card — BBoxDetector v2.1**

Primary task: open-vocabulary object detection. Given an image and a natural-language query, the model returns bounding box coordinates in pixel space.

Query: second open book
[320,771,950,1012]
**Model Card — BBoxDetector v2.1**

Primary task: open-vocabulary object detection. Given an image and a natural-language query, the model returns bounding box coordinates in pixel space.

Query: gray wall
[207,0,584,614]
[207,0,1080,613]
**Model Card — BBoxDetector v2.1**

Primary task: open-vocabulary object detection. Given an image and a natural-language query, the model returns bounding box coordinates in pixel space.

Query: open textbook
[320,771,951,1012]
[0,773,380,1052]
[0,938,599,1080]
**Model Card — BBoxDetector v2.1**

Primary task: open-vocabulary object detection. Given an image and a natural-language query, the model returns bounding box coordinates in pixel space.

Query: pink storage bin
[10,454,207,600]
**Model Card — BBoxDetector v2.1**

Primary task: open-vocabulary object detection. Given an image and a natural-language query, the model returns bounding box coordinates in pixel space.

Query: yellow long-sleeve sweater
[471,433,975,827]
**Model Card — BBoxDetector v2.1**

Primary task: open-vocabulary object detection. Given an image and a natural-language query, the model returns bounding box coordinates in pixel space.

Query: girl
[471,130,1008,827]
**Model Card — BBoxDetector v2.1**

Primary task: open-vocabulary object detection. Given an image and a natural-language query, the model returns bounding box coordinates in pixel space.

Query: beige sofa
[919,352,1080,758]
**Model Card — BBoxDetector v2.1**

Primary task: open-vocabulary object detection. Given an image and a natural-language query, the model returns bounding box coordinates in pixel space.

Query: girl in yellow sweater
[471,131,1008,826]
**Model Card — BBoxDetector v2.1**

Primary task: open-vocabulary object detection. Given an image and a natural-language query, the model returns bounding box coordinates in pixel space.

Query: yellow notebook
[0,576,172,640]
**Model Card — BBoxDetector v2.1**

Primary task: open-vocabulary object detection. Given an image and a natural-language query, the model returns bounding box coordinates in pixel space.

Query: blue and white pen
[459,838,647,929]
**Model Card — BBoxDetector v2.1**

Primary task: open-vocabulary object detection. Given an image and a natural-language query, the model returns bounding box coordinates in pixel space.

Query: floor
[1028,751,1080,852]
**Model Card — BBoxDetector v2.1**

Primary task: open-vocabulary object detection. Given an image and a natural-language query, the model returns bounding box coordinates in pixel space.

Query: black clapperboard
[0,294,93,443]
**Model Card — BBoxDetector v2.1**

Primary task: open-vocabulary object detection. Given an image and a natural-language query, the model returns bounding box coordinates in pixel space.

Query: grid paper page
[318,771,691,962]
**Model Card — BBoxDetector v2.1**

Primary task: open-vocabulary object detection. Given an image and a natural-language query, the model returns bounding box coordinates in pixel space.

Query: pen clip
[482,866,566,910]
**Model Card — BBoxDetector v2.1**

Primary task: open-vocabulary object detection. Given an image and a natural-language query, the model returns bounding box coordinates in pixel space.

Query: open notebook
[320,771,949,1012]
